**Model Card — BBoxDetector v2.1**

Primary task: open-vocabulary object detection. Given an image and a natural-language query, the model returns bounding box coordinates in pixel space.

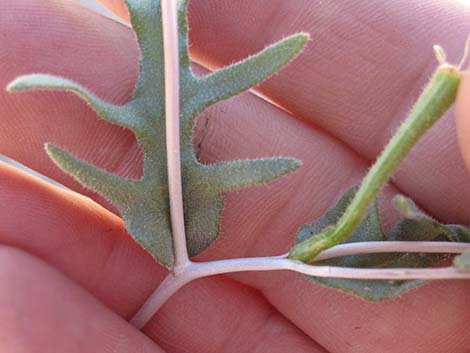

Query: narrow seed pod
[289,43,465,263]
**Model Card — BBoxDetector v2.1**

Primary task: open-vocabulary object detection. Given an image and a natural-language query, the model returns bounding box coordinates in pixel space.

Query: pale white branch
[314,241,470,261]
[162,0,189,269]
[131,247,470,328]
[130,273,192,329]
[189,257,470,280]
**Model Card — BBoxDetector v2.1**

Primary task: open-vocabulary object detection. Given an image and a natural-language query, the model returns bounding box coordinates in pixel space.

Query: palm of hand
[1,1,470,352]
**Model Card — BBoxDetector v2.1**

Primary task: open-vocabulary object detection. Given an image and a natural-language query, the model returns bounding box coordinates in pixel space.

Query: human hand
[2,0,470,352]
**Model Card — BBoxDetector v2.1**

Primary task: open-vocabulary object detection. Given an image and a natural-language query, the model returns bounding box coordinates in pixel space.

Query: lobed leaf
[296,187,470,300]
[196,33,309,113]
[7,0,307,268]
[45,144,134,205]
[8,74,142,131]
[204,157,302,192]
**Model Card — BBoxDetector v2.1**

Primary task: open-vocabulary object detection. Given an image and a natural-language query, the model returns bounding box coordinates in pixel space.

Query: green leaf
[46,144,174,266]
[196,33,309,113]
[296,187,470,300]
[8,0,307,268]
[204,157,302,192]
[45,144,134,205]
[8,74,142,131]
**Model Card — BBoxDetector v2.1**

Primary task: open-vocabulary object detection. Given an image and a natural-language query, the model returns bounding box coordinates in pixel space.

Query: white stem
[161,0,189,269]
[314,241,470,261]
[130,273,193,329]
[130,244,470,329]
[190,257,470,280]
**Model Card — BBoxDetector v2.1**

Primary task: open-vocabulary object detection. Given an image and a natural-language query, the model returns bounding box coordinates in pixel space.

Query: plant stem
[136,12,470,331]
[192,257,470,280]
[130,249,470,328]
[130,273,193,329]
[289,64,461,263]
[314,241,470,261]
[162,0,190,270]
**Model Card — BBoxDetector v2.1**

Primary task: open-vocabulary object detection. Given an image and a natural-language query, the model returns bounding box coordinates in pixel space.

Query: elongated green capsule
[289,45,464,263]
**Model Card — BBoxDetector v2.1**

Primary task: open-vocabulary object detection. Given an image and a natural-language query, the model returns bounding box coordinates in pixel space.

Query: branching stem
[130,240,470,329]
[130,3,470,332]
[130,240,470,328]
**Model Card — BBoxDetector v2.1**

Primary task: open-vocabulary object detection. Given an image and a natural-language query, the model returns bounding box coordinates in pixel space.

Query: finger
[86,0,470,235]
[192,84,470,352]
[456,72,470,171]
[188,0,470,157]
[0,2,360,346]
[0,163,325,352]
[78,0,470,226]
[187,0,470,225]
[0,161,160,317]
[234,271,470,353]
[4,0,469,227]
[147,276,326,353]
[0,246,162,353]
[4,116,467,352]
[0,0,396,249]
[4,2,470,351]
[1,86,455,352]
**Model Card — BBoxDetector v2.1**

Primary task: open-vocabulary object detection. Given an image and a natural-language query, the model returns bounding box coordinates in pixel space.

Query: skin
[1,0,470,352]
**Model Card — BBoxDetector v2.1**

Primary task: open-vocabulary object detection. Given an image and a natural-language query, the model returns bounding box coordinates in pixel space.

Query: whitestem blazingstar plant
[6,0,470,328]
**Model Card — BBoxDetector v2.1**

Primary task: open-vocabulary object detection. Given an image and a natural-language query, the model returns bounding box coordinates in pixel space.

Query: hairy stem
[289,65,461,262]
[162,0,190,269]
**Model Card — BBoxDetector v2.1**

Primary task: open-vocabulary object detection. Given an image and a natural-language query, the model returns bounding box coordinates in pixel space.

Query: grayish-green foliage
[296,188,470,300]
[7,0,307,268]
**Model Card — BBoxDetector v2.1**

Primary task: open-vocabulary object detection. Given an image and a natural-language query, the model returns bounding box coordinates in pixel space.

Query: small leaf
[45,144,134,206]
[295,187,470,300]
[47,143,174,267]
[204,157,302,192]
[390,195,470,243]
[8,0,306,268]
[8,74,141,131]
[197,33,309,112]
[386,195,470,267]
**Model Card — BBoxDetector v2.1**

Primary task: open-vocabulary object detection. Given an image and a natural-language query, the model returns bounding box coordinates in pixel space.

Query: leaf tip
[45,143,72,170]
[286,158,304,172]
[6,76,29,93]
[266,157,303,181]
[282,32,310,57]
[392,194,409,216]
[6,74,62,93]
[295,32,311,45]
[392,194,422,219]
[44,142,60,158]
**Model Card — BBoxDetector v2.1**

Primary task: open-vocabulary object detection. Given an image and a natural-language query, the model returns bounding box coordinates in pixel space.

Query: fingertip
[455,72,470,171]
